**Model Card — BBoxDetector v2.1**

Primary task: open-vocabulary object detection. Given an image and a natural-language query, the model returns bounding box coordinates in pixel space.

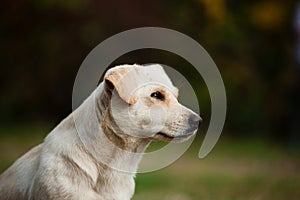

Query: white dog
[0,64,201,200]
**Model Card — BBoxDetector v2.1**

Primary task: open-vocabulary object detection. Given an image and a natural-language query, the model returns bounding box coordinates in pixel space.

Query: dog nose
[188,114,202,129]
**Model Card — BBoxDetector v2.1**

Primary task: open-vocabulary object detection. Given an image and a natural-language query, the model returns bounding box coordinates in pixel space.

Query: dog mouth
[152,132,174,142]
[152,132,194,142]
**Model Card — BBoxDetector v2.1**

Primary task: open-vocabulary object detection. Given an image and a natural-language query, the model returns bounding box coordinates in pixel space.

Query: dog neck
[96,83,151,152]
[73,84,150,174]
[101,107,150,153]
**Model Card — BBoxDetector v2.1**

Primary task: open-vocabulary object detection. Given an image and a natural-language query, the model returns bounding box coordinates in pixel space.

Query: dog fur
[0,64,201,200]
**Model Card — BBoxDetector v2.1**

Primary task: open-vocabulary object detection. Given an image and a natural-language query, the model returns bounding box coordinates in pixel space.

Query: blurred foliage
[0,0,299,144]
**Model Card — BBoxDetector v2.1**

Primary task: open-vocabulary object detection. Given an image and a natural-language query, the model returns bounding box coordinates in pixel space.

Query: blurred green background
[0,0,299,199]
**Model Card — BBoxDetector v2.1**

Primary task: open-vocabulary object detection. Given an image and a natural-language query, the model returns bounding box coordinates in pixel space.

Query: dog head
[103,64,202,142]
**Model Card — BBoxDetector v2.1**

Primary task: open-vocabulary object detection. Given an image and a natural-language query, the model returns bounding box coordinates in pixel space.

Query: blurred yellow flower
[251,1,286,30]
[199,0,228,24]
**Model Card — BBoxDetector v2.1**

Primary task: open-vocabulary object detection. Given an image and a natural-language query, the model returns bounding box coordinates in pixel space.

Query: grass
[0,122,52,171]
[134,138,300,200]
[0,124,299,200]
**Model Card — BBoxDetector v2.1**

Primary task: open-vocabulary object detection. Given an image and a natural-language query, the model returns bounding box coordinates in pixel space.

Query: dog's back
[0,144,42,199]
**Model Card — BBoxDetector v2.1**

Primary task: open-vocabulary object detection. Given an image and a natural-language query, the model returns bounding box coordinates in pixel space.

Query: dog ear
[104,64,178,105]
[104,66,138,105]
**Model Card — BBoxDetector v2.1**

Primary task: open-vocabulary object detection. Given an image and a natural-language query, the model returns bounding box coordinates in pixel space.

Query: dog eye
[150,91,165,100]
